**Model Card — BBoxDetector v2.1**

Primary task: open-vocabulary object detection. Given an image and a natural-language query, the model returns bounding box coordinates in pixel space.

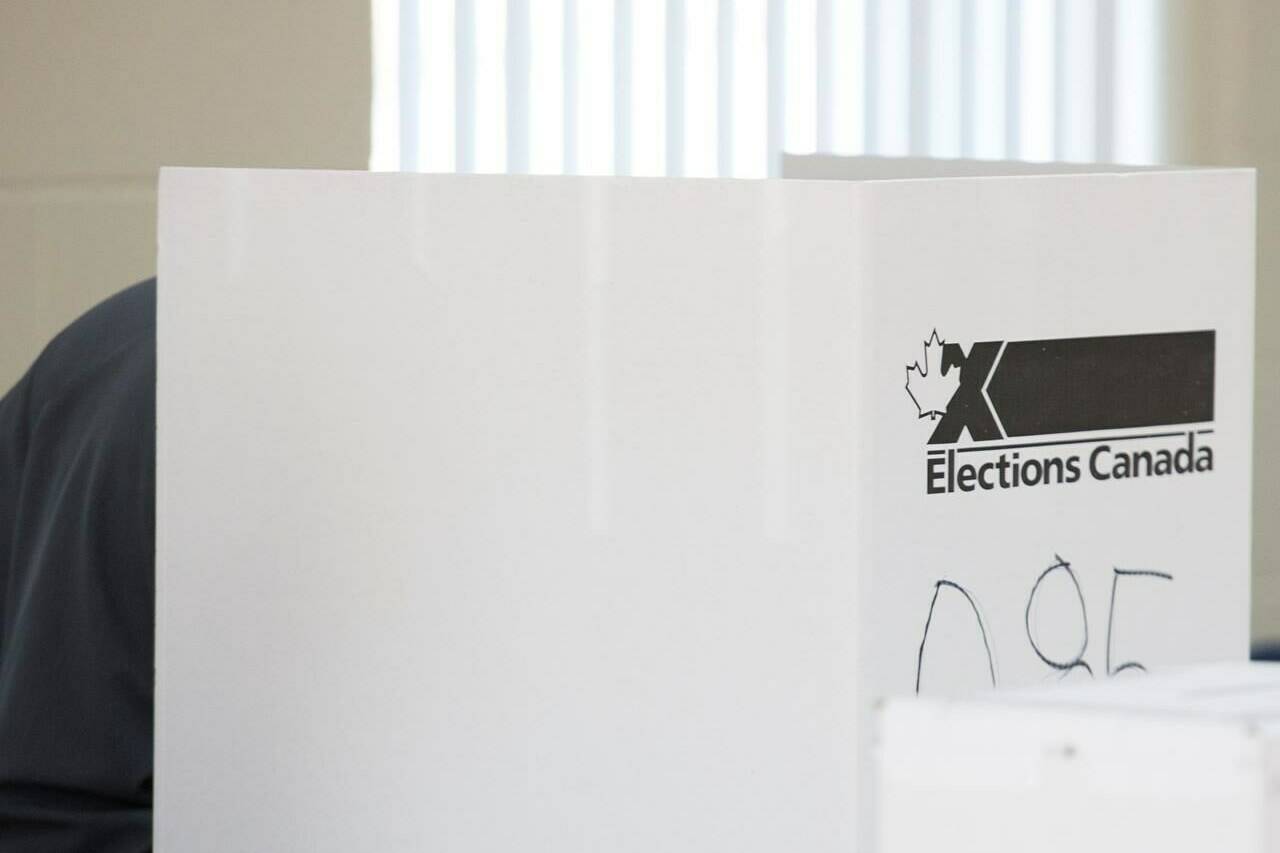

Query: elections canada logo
[905,329,1216,495]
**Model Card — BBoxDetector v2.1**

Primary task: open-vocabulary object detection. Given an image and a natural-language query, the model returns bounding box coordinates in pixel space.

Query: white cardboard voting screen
[156,165,1253,852]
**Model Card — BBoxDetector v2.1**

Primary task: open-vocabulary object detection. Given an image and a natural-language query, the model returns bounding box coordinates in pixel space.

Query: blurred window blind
[371,0,1161,176]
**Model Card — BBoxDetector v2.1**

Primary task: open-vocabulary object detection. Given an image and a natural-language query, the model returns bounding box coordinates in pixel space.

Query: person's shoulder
[39,278,156,370]
[26,278,156,407]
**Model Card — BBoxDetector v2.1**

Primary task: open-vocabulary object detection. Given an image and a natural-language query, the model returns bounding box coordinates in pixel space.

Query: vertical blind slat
[816,0,834,152]
[716,0,734,177]
[959,0,975,158]
[398,0,421,171]
[927,0,960,157]
[632,2,666,175]
[1094,0,1115,162]
[562,0,578,174]
[766,0,786,176]
[833,0,866,154]
[506,0,531,173]
[578,0,614,174]
[1113,0,1157,163]
[666,0,686,176]
[614,0,633,175]
[472,0,507,172]
[454,0,476,173]
[783,0,817,157]
[1003,0,1020,159]
[908,0,928,156]
[1052,0,1069,160]
[863,0,880,153]
[732,0,768,177]
[422,0,456,171]
[529,0,564,174]
[683,0,717,176]
[1019,0,1053,161]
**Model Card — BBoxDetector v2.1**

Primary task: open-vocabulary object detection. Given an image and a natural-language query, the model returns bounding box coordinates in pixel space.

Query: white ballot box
[878,663,1280,853]
[156,164,1253,852]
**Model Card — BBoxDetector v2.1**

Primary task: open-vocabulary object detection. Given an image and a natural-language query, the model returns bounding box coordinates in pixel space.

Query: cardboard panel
[156,166,1253,851]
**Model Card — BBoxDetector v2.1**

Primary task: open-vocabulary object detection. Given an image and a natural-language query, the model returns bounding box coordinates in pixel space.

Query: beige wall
[0,1,370,391]
[1165,1,1280,642]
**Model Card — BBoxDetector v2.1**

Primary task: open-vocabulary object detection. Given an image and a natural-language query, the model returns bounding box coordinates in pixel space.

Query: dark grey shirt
[0,280,155,851]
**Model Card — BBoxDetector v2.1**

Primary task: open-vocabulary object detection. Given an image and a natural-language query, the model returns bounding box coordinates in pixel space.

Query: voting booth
[155,163,1254,852]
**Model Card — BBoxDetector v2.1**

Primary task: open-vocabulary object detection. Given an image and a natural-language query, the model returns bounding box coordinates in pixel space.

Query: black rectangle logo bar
[988,330,1214,437]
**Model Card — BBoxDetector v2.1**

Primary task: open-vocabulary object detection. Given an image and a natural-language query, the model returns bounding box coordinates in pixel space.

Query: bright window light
[374,0,1164,173]
[784,0,817,155]
[684,0,719,177]
[529,0,565,174]
[631,1,667,176]
[471,0,507,173]
[1058,0,1096,162]
[1018,0,1054,162]
[576,0,614,175]
[732,0,768,177]
[928,0,961,158]
[1114,0,1160,164]
[972,0,1006,159]
[871,0,910,156]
